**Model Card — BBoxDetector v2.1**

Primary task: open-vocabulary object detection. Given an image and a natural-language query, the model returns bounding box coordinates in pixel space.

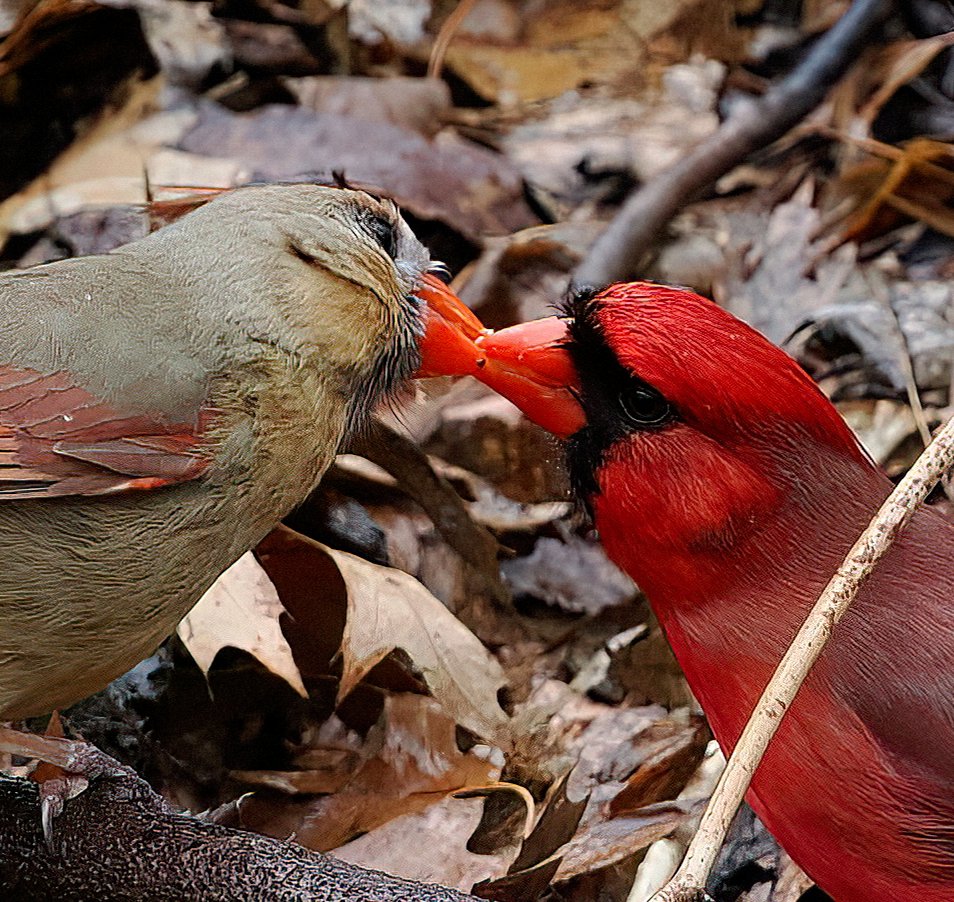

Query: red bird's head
[418,281,876,597]
[551,284,874,591]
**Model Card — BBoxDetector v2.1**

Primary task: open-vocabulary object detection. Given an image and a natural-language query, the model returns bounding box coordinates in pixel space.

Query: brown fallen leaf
[239,692,502,852]
[470,769,587,900]
[607,716,710,817]
[501,535,636,616]
[231,724,361,796]
[834,138,954,245]
[178,104,535,240]
[553,801,695,882]
[421,387,571,504]
[283,75,451,137]
[331,540,510,741]
[440,0,722,104]
[335,796,514,890]
[429,457,571,534]
[177,551,307,698]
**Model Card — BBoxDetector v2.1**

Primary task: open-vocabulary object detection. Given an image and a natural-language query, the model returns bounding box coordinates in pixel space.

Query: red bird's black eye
[617,385,672,427]
[563,287,679,502]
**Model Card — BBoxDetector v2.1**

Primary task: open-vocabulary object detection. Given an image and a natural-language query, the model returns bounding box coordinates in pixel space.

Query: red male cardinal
[417,281,954,902]
[0,183,456,721]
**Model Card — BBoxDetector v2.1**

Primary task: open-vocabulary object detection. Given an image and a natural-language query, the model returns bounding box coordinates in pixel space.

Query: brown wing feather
[0,365,212,499]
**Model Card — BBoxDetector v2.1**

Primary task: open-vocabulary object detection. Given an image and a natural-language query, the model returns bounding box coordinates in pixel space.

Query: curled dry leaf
[177,551,307,698]
[606,717,710,817]
[239,693,502,853]
[554,802,695,882]
[330,541,510,742]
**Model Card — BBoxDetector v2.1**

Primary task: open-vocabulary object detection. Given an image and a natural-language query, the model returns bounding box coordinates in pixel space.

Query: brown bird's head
[161,184,436,431]
[0,183,453,501]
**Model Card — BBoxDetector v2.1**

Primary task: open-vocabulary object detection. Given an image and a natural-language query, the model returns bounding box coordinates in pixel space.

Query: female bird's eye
[617,385,672,428]
[367,215,397,259]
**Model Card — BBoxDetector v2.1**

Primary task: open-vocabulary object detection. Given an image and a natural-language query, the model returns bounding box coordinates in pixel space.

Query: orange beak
[474,318,585,438]
[413,273,488,378]
[414,274,585,439]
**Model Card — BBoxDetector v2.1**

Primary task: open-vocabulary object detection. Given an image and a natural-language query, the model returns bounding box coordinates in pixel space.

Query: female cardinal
[417,281,954,902]
[0,183,457,721]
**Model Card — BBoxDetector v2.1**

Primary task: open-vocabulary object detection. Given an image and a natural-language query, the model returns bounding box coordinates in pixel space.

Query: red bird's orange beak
[475,318,585,438]
[414,274,585,439]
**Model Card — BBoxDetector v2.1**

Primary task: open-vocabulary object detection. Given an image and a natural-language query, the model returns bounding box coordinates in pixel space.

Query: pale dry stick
[427,0,480,80]
[647,413,954,902]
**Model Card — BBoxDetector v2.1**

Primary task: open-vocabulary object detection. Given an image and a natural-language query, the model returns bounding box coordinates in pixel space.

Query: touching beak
[414,274,585,439]
[413,273,489,378]
[475,318,585,439]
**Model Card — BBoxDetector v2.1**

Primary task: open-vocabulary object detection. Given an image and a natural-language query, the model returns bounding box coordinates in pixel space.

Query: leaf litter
[4,1,954,900]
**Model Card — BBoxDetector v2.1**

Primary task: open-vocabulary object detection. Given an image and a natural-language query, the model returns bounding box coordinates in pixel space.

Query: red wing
[0,366,213,499]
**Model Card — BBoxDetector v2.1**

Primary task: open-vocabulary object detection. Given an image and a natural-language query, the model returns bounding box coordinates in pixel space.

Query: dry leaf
[442,0,717,104]
[607,717,710,816]
[501,535,636,615]
[329,542,510,741]
[835,138,954,244]
[554,802,694,882]
[177,551,307,697]
[335,797,513,890]
[283,75,451,137]
[238,693,503,852]
[178,103,535,240]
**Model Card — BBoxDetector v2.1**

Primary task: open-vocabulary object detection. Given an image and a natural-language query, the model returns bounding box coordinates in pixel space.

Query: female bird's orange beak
[413,274,488,378]
[414,274,585,438]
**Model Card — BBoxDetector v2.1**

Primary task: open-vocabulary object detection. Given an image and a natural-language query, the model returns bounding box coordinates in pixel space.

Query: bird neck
[590,431,895,750]
[592,428,892,661]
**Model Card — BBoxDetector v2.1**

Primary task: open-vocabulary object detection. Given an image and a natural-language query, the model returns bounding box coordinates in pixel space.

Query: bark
[0,765,476,902]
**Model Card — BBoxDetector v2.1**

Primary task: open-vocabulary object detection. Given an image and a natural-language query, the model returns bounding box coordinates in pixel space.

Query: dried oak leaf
[177,550,307,698]
[330,541,510,742]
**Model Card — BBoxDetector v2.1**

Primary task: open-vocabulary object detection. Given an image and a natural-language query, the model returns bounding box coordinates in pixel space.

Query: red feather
[0,366,212,498]
[585,285,954,902]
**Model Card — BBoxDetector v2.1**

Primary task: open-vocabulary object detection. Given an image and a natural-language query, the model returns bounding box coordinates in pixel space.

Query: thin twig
[647,413,954,902]
[428,0,480,80]
[864,271,933,448]
[573,0,896,289]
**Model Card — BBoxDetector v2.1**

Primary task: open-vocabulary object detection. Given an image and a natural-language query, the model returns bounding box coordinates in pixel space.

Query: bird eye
[367,215,397,259]
[617,385,672,428]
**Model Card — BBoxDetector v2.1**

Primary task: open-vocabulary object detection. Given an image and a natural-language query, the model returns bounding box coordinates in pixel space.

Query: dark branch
[0,766,476,901]
[573,0,896,289]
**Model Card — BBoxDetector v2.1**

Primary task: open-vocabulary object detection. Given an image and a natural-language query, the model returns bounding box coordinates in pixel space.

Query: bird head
[417,281,874,592]
[147,184,447,432]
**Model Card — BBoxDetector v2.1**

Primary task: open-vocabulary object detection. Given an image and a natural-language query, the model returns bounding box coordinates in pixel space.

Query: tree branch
[573,0,896,289]
[0,750,476,902]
